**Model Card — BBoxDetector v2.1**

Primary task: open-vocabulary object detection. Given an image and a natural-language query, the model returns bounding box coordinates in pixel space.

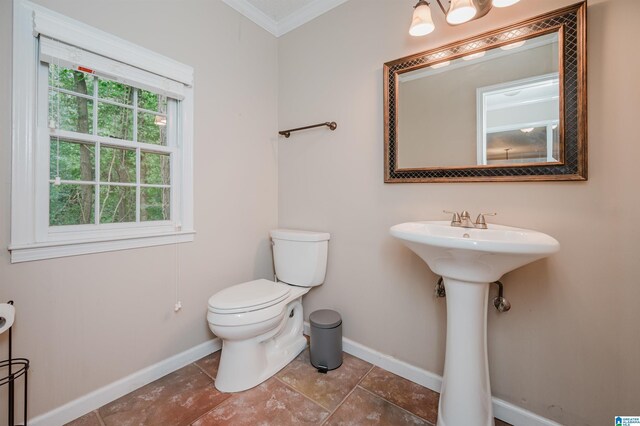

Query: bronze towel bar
[279,122,337,138]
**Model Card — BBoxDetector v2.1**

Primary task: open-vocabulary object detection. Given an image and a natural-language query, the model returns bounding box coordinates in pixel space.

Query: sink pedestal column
[437,278,493,426]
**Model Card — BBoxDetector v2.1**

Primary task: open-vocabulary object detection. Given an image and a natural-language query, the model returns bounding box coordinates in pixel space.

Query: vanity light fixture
[447,0,477,24]
[520,127,535,133]
[409,0,522,36]
[409,1,436,36]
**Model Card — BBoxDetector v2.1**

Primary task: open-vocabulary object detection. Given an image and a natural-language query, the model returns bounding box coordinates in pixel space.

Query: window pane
[98,102,133,140]
[50,138,95,181]
[100,146,136,183]
[141,187,170,221]
[48,65,95,96]
[50,183,95,225]
[99,186,136,223]
[137,112,167,145]
[141,152,170,185]
[98,78,133,105]
[138,89,167,112]
[49,90,94,134]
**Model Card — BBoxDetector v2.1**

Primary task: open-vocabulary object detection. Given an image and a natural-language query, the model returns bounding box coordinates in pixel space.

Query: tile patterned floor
[66,348,511,426]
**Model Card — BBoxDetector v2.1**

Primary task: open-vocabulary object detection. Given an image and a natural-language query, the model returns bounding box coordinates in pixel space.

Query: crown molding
[276,0,350,37]
[221,0,350,37]
[221,0,278,35]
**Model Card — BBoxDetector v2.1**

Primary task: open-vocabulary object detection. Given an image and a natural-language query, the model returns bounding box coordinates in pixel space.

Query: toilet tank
[270,229,330,287]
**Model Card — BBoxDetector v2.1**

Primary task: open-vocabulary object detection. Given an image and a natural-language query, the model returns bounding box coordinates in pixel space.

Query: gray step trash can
[309,309,343,372]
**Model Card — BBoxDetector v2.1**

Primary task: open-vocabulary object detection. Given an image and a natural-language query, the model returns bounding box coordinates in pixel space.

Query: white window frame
[476,73,560,165]
[10,0,195,263]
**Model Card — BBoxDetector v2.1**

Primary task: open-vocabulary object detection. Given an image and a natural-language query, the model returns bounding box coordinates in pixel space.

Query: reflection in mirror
[397,32,559,169]
[480,71,559,165]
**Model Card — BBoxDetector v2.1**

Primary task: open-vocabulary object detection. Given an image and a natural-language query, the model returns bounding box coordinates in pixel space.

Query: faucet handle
[443,210,461,226]
[475,212,497,229]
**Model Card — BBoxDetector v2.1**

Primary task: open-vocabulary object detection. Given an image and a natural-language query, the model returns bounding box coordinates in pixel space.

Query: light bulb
[462,51,486,61]
[447,0,477,25]
[500,40,526,50]
[431,61,451,69]
[409,1,435,36]
[492,0,520,7]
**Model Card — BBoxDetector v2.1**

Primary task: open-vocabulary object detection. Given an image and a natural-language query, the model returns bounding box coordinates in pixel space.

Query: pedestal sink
[390,221,559,426]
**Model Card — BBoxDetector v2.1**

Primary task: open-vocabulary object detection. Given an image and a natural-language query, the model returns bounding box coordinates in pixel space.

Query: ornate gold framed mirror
[384,2,587,182]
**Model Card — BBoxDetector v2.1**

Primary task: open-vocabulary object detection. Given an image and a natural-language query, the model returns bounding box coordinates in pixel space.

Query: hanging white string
[55,121,60,185]
[53,39,61,185]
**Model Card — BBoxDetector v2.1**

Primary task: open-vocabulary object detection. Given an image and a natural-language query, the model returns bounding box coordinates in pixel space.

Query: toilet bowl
[207,229,330,392]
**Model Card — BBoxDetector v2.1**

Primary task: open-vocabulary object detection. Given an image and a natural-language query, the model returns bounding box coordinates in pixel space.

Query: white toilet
[207,228,330,392]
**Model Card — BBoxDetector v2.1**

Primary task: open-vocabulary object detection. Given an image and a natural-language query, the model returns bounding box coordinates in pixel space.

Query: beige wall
[2,0,639,424]
[0,0,278,419]
[398,43,557,168]
[278,0,640,425]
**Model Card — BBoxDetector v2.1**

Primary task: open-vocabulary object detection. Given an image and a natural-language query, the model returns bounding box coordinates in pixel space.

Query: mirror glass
[384,2,587,182]
[397,32,559,169]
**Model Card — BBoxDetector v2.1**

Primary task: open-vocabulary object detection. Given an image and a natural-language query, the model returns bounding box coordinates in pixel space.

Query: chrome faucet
[444,210,496,229]
[460,210,474,228]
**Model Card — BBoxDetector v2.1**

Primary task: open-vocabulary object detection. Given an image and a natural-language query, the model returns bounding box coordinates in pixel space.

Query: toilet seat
[208,279,290,314]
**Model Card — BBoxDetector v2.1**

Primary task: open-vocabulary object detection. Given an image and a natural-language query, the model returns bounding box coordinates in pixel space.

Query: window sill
[8,230,195,263]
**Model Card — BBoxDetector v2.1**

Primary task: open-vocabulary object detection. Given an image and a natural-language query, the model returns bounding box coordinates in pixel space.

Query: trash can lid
[310,309,342,329]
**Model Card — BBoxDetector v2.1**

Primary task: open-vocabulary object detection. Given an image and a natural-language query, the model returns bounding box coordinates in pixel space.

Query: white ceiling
[221,0,350,37]
[247,0,316,21]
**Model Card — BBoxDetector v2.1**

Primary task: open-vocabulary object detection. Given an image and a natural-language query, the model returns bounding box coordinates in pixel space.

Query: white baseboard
[303,322,561,426]
[492,398,563,426]
[29,338,221,426]
[32,328,562,426]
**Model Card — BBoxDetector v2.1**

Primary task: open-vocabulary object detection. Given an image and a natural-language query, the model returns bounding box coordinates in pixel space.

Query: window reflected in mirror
[480,70,560,165]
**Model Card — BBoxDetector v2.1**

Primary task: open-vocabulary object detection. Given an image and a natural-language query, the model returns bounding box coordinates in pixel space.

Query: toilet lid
[208,279,291,314]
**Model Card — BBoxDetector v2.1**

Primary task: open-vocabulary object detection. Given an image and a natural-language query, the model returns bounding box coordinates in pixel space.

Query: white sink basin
[390,220,559,426]
[390,221,559,283]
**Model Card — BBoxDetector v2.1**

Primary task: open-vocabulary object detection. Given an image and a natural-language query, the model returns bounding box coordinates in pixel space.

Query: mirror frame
[384,2,587,183]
